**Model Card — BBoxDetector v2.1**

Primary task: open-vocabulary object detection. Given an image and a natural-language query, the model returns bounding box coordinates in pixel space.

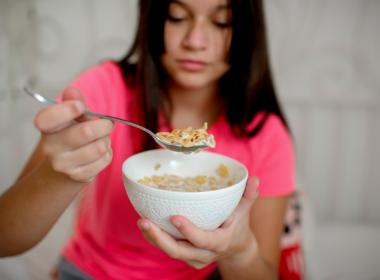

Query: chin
[173,74,215,90]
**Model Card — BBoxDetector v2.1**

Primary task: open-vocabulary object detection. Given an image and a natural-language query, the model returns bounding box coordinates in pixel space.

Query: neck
[165,82,223,128]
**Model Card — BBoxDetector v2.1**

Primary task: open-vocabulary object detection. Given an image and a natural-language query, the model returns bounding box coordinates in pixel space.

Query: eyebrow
[169,0,231,12]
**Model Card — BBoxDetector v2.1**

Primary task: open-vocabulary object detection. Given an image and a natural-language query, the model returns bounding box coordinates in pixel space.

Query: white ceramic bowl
[122,149,248,238]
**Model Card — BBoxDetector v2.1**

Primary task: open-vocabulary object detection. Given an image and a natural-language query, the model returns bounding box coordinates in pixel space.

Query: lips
[178,59,207,72]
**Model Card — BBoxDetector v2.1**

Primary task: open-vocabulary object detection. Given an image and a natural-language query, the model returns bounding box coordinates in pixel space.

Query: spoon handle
[24,86,157,139]
[84,111,156,137]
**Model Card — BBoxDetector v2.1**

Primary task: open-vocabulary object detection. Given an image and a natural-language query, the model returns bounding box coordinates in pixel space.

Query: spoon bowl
[24,87,210,154]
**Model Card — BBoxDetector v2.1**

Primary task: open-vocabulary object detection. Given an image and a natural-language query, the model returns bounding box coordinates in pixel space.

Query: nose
[182,21,207,51]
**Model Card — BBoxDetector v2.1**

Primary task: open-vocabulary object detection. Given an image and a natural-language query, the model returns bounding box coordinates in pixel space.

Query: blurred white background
[0,0,379,279]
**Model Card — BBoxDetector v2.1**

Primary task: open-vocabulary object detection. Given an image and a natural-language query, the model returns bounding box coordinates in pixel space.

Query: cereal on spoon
[156,122,216,149]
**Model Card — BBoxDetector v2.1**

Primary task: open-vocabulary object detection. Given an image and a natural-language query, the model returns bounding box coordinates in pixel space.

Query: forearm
[218,241,277,280]
[0,160,83,257]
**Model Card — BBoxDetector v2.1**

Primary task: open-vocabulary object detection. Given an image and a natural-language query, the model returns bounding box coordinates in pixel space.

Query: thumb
[61,87,85,103]
[61,87,92,121]
[242,176,259,204]
[222,176,259,225]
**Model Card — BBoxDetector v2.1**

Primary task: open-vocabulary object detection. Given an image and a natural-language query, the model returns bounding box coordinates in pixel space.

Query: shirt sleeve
[252,114,296,197]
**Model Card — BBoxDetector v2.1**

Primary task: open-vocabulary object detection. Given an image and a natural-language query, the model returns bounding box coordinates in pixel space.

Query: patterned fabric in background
[206,191,305,280]
[279,191,305,280]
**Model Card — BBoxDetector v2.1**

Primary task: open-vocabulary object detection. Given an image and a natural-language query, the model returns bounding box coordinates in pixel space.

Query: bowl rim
[122,149,249,195]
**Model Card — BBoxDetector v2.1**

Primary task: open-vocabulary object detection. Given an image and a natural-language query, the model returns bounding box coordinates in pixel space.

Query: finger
[35,100,85,133]
[243,176,260,201]
[56,119,114,150]
[218,177,259,229]
[236,176,260,212]
[137,219,182,258]
[65,149,113,182]
[170,216,227,252]
[175,240,215,265]
[53,136,111,171]
[186,260,210,270]
[219,210,236,228]
[137,219,215,263]
[219,177,259,227]
[223,177,259,225]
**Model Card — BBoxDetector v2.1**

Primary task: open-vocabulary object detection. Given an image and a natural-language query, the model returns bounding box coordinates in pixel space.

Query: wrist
[34,159,85,194]
[218,238,277,280]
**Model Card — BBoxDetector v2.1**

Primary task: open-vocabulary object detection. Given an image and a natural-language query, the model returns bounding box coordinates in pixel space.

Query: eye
[167,14,186,23]
[167,3,188,23]
[213,21,232,28]
[213,8,232,29]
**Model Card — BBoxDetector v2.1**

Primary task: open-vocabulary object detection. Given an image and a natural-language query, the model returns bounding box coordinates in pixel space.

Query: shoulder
[249,112,292,150]
[72,60,123,89]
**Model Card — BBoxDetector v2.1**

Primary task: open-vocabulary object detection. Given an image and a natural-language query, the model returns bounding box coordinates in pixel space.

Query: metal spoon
[24,87,209,154]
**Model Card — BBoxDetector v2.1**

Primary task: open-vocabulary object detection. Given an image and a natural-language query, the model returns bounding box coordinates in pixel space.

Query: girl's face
[161,0,232,90]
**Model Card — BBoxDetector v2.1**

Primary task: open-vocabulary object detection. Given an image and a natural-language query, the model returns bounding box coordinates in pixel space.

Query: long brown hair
[119,0,289,151]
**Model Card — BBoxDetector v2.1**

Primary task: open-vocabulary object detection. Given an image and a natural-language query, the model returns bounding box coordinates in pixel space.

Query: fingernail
[172,220,181,228]
[253,176,260,186]
[74,101,85,112]
[139,220,150,231]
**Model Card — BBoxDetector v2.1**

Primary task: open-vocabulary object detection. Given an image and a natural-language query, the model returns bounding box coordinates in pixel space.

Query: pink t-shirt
[62,61,296,280]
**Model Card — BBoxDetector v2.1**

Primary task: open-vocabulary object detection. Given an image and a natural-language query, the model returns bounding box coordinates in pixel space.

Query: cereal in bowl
[137,164,238,192]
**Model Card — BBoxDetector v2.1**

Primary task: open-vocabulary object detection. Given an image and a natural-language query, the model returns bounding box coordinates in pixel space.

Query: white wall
[0,0,379,279]
[265,0,380,224]
[0,1,138,279]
